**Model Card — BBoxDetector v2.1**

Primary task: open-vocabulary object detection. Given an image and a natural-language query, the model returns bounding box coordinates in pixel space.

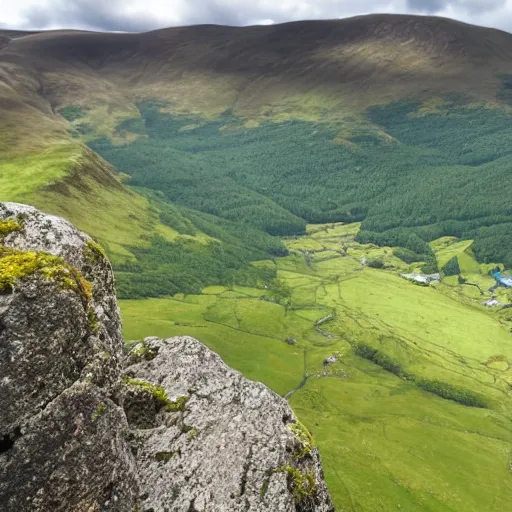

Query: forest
[89,98,512,296]
[114,198,282,298]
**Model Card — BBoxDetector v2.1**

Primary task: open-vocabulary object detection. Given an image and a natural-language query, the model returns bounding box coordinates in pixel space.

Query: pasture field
[121,223,512,511]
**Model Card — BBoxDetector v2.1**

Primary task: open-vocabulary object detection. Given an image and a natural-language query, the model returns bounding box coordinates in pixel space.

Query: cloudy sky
[2,0,512,33]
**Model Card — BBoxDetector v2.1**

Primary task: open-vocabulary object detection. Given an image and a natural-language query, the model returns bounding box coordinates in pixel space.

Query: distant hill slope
[4,15,512,104]
[2,15,512,126]
[2,14,512,295]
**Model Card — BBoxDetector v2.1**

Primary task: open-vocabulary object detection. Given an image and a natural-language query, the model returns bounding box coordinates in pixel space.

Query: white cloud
[433,0,512,32]
[0,0,511,33]
[406,0,506,16]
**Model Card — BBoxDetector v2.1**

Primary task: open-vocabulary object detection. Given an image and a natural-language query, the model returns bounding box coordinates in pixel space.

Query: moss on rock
[290,421,315,459]
[155,451,177,463]
[261,465,317,505]
[83,240,106,264]
[129,343,158,362]
[0,246,92,302]
[166,395,189,412]
[88,308,101,334]
[283,465,317,505]
[187,427,198,441]
[0,219,23,239]
[91,403,106,421]
[122,377,188,412]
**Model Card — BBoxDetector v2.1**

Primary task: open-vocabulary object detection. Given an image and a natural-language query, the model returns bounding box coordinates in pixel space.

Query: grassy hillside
[0,131,287,295]
[0,138,149,257]
[121,223,512,511]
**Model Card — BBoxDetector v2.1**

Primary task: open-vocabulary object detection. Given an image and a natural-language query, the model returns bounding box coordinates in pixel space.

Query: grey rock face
[0,203,122,429]
[122,337,334,512]
[1,384,139,512]
[0,203,138,511]
[0,203,333,511]
[0,202,123,367]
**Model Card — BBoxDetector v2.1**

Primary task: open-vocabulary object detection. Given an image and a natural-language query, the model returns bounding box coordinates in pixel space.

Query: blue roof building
[492,271,512,288]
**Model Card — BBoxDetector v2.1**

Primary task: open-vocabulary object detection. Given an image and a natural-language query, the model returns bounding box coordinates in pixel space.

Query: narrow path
[461,281,484,294]
[284,373,309,400]
[284,307,341,399]
[314,313,337,338]
[284,348,309,400]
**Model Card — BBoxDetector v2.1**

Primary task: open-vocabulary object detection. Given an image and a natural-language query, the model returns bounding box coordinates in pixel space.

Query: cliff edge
[0,202,334,511]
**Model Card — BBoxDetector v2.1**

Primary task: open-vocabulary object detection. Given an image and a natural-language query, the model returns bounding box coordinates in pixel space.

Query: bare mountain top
[2,14,512,93]
[4,14,512,61]
[2,14,512,122]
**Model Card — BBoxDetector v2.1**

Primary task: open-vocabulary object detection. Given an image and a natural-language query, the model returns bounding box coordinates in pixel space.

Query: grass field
[121,223,512,511]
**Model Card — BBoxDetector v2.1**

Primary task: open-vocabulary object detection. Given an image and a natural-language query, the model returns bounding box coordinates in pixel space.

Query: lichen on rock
[0,218,23,239]
[0,245,92,299]
[84,239,107,263]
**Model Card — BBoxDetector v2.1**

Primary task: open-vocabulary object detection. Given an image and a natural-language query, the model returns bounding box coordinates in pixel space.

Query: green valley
[121,223,512,511]
[87,98,512,297]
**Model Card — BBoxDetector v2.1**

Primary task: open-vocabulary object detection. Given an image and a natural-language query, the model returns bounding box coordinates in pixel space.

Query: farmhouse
[401,273,441,285]
[492,271,512,288]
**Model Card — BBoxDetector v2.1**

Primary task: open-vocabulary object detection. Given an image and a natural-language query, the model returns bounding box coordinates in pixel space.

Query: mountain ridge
[4,13,512,116]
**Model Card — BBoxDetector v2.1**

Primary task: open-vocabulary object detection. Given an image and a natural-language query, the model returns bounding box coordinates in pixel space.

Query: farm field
[121,223,512,511]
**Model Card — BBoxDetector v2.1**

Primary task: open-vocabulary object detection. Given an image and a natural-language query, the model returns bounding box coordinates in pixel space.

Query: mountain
[2,14,512,298]
[3,15,512,511]
[4,14,512,114]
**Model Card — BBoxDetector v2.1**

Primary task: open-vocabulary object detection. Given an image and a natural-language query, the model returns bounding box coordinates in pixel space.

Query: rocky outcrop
[122,337,333,511]
[0,203,138,511]
[0,203,334,511]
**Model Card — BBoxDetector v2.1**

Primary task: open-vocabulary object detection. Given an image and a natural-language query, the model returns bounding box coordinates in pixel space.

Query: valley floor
[121,223,512,512]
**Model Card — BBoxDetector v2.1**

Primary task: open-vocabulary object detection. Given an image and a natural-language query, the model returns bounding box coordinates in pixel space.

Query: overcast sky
[2,0,512,34]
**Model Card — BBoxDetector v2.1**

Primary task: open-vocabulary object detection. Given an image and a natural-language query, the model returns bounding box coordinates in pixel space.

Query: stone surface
[0,384,139,512]
[0,203,122,430]
[0,203,138,511]
[123,336,334,512]
[0,202,122,362]
[0,203,333,511]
